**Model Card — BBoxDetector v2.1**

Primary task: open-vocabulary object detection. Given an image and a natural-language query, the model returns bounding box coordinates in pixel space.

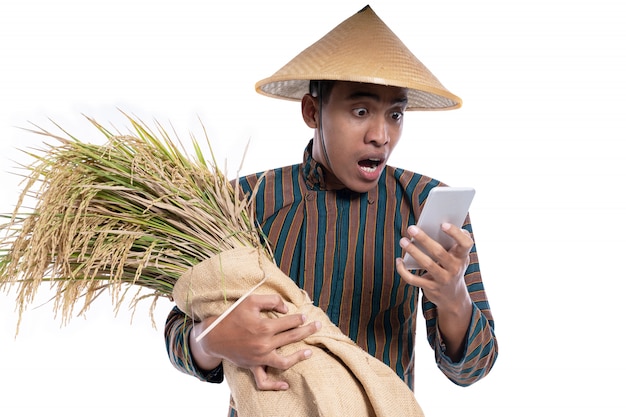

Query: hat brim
[256,78,462,111]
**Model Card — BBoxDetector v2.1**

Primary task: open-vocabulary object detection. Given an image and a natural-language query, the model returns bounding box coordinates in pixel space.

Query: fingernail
[441,222,451,230]
[399,237,410,248]
[408,225,419,235]
[315,321,322,330]
[304,349,312,359]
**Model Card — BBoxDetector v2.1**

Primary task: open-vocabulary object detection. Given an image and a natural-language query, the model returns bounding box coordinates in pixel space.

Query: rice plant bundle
[0,114,424,417]
[0,114,266,328]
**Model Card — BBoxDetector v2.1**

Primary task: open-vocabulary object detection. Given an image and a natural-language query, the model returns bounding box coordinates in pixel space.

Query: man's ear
[301,94,319,129]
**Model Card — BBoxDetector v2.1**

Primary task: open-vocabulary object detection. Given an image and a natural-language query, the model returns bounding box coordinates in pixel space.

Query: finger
[251,365,289,391]
[271,318,321,348]
[441,222,473,245]
[265,345,314,371]
[247,293,289,315]
[395,256,435,288]
[260,312,307,334]
[400,232,442,271]
[441,223,474,257]
[399,235,426,266]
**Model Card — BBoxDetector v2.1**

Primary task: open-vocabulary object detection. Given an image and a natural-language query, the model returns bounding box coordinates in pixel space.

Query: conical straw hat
[255,5,461,110]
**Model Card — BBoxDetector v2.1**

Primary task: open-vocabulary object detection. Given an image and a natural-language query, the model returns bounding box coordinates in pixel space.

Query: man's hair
[309,80,336,104]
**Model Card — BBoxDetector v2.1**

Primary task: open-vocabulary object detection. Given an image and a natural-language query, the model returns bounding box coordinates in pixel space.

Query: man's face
[310,81,408,193]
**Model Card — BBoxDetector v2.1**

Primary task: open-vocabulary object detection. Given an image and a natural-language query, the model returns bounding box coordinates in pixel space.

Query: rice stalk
[0,113,269,333]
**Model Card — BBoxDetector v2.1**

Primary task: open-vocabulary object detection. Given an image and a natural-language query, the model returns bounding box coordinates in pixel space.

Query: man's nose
[365,116,389,146]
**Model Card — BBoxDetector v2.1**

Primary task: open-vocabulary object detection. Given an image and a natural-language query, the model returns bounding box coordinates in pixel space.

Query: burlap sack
[172,247,424,417]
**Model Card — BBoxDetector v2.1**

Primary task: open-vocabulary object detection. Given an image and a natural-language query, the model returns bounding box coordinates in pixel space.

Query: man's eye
[353,108,368,117]
[391,112,403,121]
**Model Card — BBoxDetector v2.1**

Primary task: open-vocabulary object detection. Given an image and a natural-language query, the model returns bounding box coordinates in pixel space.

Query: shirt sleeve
[422,224,499,386]
[164,305,224,383]
[427,302,497,386]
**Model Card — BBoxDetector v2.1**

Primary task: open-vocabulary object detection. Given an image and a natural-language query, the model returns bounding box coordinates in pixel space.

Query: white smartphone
[402,186,475,270]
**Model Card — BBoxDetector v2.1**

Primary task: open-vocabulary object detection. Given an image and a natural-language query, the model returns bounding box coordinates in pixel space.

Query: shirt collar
[302,139,328,191]
[301,140,380,202]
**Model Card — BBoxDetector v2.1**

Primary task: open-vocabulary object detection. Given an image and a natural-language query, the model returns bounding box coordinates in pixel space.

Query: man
[165,5,497,415]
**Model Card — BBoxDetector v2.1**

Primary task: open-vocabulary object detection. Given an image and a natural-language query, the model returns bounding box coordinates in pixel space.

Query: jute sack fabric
[173,247,424,417]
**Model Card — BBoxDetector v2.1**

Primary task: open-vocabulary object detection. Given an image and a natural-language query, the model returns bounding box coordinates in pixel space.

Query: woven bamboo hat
[255,5,461,110]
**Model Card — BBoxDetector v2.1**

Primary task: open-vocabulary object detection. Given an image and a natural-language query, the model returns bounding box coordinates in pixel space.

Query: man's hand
[396,223,474,360]
[190,294,321,391]
[396,223,472,306]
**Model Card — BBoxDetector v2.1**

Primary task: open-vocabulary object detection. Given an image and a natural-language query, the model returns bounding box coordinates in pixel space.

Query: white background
[1,0,624,416]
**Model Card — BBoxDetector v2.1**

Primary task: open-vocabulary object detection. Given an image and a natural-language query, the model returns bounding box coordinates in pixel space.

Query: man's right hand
[189,293,321,390]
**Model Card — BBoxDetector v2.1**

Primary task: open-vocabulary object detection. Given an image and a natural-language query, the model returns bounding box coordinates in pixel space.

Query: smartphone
[402,186,475,270]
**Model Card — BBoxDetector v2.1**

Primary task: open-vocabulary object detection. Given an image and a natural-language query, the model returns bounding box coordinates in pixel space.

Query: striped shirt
[164,141,497,405]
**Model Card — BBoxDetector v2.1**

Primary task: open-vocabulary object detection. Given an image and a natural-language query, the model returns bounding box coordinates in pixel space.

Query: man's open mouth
[358,158,382,173]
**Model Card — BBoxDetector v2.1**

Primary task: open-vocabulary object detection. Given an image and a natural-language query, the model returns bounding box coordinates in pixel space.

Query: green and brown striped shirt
[165,141,497,394]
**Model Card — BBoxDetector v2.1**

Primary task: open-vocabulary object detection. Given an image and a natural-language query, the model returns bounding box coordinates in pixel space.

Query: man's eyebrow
[393,96,409,106]
[346,91,408,106]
